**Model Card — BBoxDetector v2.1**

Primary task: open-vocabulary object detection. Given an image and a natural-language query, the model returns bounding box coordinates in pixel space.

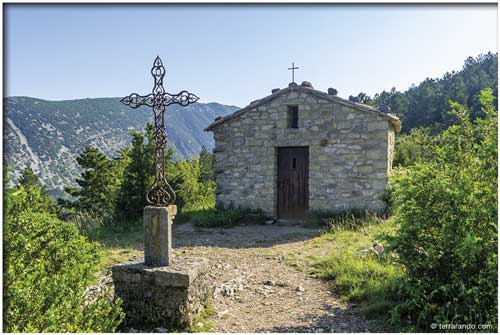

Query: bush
[3,194,124,331]
[388,89,498,331]
[393,127,438,167]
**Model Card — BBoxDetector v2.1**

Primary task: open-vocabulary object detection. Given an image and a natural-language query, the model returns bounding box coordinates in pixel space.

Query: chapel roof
[205,82,401,132]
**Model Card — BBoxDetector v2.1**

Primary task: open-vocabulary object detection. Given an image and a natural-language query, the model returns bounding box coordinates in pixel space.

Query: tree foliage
[62,122,216,225]
[3,169,124,332]
[358,53,498,133]
[64,146,118,217]
[115,123,156,219]
[174,157,216,213]
[392,127,438,167]
[7,166,57,215]
[388,88,498,330]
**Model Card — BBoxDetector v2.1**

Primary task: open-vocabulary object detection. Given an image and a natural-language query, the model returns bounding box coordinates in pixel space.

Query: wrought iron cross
[288,62,299,83]
[121,56,199,206]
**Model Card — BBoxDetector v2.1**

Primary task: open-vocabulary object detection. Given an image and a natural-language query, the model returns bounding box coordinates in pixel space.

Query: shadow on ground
[172,222,321,249]
[258,303,370,333]
[97,221,322,251]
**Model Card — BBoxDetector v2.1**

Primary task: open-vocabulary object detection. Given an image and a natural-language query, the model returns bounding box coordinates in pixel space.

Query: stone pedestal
[112,257,210,330]
[144,205,176,266]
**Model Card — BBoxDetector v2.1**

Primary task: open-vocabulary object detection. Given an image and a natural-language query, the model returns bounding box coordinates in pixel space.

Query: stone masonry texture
[111,256,210,330]
[206,85,400,217]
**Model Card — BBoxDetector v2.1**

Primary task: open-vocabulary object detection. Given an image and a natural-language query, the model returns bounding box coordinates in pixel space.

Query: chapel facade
[205,81,401,219]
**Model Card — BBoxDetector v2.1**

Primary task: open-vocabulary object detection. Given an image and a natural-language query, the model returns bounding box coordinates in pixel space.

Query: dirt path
[168,222,370,333]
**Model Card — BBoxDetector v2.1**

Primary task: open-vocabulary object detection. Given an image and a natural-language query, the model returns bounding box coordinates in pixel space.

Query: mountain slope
[3,96,238,196]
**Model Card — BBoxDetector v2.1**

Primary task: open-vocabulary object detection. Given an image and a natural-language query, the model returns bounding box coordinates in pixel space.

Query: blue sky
[5,4,497,107]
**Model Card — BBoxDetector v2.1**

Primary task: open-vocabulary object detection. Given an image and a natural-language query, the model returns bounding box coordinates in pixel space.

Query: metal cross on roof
[121,56,199,206]
[288,62,299,83]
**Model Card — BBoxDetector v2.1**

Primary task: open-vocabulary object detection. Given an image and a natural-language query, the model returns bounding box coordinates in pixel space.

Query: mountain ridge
[3,96,239,197]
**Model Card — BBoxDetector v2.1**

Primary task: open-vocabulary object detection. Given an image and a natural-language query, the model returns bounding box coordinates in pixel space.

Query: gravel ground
[169,222,370,333]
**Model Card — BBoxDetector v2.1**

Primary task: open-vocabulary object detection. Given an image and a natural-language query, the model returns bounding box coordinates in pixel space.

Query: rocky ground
[102,222,370,333]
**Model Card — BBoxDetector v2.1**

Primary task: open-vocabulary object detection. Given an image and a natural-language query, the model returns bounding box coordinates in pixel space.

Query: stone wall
[387,127,396,172]
[112,257,210,330]
[212,89,395,217]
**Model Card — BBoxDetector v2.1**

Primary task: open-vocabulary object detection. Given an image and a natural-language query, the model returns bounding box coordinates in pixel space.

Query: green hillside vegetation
[354,52,497,133]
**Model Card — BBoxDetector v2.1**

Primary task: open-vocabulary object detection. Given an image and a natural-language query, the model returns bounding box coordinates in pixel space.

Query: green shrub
[388,89,498,331]
[3,205,124,331]
[393,127,439,167]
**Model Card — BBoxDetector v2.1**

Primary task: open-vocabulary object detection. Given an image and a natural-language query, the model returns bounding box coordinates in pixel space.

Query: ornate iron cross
[121,56,199,206]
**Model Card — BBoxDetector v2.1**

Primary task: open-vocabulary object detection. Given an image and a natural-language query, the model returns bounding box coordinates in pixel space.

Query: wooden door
[277,147,309,219]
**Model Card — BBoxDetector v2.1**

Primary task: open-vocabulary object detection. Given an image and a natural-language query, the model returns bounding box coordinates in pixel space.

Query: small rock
[152,327,169,333]
[263,280,276,286]
[373,242,384,254]
[223,286,235,296]
[265,219,275,225]
[379,104,391,113]
[217,309,230,318]
[196,322,204,328]
[128,328,138,333]
[349,95,360,103]
[297,285,306,292]
[300,81,314,89]
[327,87,338,96]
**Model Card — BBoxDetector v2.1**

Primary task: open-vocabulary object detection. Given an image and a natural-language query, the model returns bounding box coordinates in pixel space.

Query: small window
[292,157,297,169]
[287,105,299,129]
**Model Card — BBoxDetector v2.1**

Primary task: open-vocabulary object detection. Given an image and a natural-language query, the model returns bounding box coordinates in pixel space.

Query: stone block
[144,206,176,267]
[367,121,387,132]
[112,257,210,330]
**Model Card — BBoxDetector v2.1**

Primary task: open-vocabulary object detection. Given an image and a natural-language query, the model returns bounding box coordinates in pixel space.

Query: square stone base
[111,256,210,330]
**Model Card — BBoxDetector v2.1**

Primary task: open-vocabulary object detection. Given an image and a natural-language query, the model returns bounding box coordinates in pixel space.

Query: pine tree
[13,166,56,214]
[65,146,116,217]
[115,131,150,219]
[115,123,174,220]
[199,146,214,183]
[18,166,40,189]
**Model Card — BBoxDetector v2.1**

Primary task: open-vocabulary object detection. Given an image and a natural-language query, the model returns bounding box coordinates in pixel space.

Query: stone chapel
[205,81,401,219]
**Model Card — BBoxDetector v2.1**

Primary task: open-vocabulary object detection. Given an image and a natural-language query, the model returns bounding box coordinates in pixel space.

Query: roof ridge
[205,86,401,132]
